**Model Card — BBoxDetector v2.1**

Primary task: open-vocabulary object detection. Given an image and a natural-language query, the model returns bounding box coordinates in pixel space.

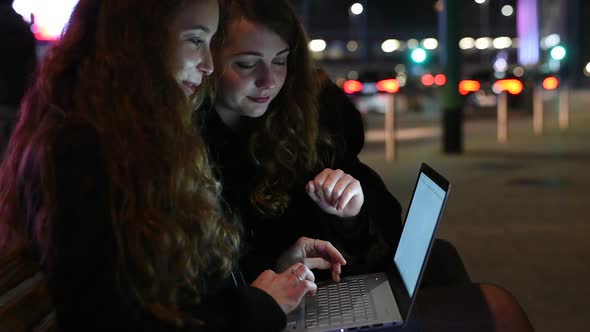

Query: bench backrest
[0,250,57,332]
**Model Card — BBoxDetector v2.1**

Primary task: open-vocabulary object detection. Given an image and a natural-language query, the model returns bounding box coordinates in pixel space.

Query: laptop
[285,162,451,331]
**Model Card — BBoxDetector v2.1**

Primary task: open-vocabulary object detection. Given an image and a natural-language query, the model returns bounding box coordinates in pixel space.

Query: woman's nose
[254,65,276,89]
[197,47,214,76]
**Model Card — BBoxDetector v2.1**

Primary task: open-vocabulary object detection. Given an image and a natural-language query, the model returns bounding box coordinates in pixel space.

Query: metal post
[497,92,508,143]
[533,87,543,136]
[439,0,463,153]
[559,87,569,130]
[385,94,396,161]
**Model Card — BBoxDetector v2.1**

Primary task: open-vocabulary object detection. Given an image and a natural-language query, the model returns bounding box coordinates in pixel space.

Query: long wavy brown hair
[0,0,239,326]
[216,0,333,216]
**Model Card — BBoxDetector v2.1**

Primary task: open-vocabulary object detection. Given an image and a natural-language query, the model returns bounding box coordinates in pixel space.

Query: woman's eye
[236,62,256,69]
[189,37,203,47]
[273,58,287,66]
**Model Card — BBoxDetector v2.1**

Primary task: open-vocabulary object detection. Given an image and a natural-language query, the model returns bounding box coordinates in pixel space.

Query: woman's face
[170,0,219,97]
[215,19,289,121]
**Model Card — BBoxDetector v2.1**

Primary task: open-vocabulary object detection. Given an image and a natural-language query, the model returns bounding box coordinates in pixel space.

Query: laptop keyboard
[305,277,374,328]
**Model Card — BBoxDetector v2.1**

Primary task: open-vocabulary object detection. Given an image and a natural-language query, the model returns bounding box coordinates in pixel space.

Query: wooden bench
[0,250,57,332]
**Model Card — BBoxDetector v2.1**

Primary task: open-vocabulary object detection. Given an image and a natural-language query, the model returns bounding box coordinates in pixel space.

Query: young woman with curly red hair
[0,0,345,330]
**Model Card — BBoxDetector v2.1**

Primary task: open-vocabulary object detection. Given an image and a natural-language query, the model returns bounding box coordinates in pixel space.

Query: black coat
[22,118,285,332]
[202,102,403,283]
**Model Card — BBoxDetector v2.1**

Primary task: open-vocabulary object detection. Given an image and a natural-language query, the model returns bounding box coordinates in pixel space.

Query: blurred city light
[540,34,560,50]
[381,39,401,53]
[459,37,475,50]
[517,0,540,66]
[410,48,427,63]
[459,80,481,95]
[513,66,525,77]
[397,74,407,87]
[494,79,523,95]
[434,74,447,86]
[14,0,79,40]
[347,40,359,52]
[347,70,359,80]
[550,46,566,61]
[493,37,512,49]
[584,62,590,76]
[12,0,33,23]
[376,79,400,94]
[309,39,327,52]
[422,38,439,50]
[494,58,508,72]
[548,58,561,72]
[343,80,363,94]
[474,0,487,4]
[475,37,492,50]
[501,5,514,16]
[421,74,434,86]
[542,76,559,90]
[494,71,506,79]
[350,3,364,15]
[394,64,406,74]
[406,39,419,49]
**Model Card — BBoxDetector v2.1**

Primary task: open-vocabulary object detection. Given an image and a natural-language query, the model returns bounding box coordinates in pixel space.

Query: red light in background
[494,79,523,95]
[458,80,480,95]
[421,74,434,86]
[343,80,363,94]
[434,74,447,86]
[376,79,400,94]
[542,76,559,90]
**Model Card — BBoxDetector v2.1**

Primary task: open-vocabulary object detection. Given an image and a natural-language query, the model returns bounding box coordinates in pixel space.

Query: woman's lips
[247,96,270,103]
[182,80,199,95]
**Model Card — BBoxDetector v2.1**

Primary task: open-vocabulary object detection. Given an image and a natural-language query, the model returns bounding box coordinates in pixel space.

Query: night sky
[289,0,518,40]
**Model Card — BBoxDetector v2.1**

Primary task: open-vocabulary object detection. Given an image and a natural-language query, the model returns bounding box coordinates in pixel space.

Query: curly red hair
[0,0,239,326]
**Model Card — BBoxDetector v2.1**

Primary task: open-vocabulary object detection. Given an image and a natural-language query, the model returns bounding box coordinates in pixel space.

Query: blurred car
[342,69,416,114]
[342,70,393,114]
[462,68,531,115]
[462,70,496,114]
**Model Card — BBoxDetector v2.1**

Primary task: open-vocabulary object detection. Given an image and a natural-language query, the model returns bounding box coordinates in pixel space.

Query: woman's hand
[251,262,317,314]
[306,168,364,218]
[276,237,347,282]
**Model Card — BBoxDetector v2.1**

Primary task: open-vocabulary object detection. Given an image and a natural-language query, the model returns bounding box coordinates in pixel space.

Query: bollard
[497,92,508,144]
[559,87,569,130]
[385,94,396,161]
[493,79,522,144]
[533,87,543,136]
[377,78,400,161]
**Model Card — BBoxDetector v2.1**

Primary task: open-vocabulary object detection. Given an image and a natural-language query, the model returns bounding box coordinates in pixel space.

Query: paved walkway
[359,90,590,332]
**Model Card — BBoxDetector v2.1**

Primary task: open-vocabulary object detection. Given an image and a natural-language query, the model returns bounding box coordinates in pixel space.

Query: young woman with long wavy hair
[0,0,345,330]
[202,2,535,331]
[202,0,402,284]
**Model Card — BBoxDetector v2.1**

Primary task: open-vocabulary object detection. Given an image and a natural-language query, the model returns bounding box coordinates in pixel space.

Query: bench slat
[0,251,57,332]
